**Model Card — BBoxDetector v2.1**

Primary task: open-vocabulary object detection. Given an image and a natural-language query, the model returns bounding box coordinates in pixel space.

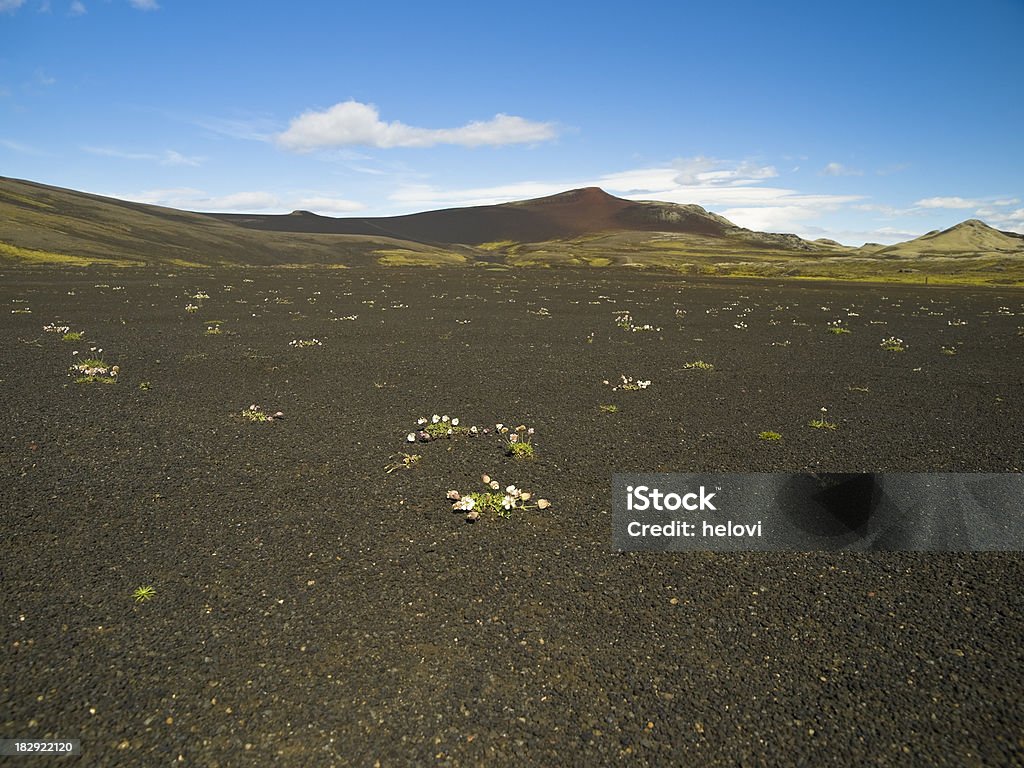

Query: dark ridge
[207,187,736,245]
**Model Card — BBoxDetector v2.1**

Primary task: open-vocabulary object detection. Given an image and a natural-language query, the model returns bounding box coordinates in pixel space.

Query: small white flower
[481,474,491,484]
[489,480,500,490]
[502,495,515,510]
[446,490,461,500]
[495,423,504,431]
[451,418,459,426]
[506,485,518,495]
[407,432,416,442]
[417,417,427,425]
[432,414,440,423]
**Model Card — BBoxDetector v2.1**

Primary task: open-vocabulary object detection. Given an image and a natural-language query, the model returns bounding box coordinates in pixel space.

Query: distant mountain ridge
[875,219,1024,257]
[209,186,828,251]
[1,176,1022,284]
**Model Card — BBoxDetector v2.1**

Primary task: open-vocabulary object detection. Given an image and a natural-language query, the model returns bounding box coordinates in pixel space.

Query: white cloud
[390,180,575,209]
[980,207,1024,234]
[0,0,26,12]
[128,0,158,8]
[720,205,826,232]
[277,100,557,151]
[0,137,44,154]
[800,225,922,246]
[202,192,279,211]
[191,115,277,143]
[69,0,85,15]
[118,187,365,215]
[821,162,863,176]
[673,156,777,186]
[160,149,201,166]
[83,145,202,166]
[914,196,984,209]
[389,158,783,210]
[294,196,366,214]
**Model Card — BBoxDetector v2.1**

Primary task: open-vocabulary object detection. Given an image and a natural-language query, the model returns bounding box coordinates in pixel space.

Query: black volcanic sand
[2,267,1023,766]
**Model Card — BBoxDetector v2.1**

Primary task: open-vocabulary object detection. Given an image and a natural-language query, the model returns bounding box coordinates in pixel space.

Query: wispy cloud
[277,100,558,151]
[0,0,26,13]
[914,196,984,209]
[0,137,47,155]
[800,224,923,245]
[875,163,909,176]
[975,207,1024,234]
[821,162,863,176]
[202,191,279,211]
[672,156,777,186]
[83,145,202,166]
[128,0,158,9]
[119,187,364,215]
[192,115,279,142]
[69,0,85,15]
[293,196,365,214]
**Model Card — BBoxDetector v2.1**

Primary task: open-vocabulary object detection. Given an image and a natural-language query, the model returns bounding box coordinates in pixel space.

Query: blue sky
[2,0,1022,244]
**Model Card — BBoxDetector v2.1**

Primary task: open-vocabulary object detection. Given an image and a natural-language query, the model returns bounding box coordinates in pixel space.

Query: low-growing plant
[448,475,551,521]
[683,360,714,371]
[827,320,851,335]
[808,407,837,430]
[408,414,477,442]
[496,423,535,459]
[385,453,422,474]
[614,311,660,333]
[242,404,284,422]
[758,431,782,441]
[599,404,619,413]
[289,338,322,348]
[940,346,958,356]
[70,348,118,384]
[43,323,70,335]
[138,381,151,391]
[132,585,156,603]
[604,375,650,391]
[185,304,198,313]
[880,336,905,352]
[63,331,84,341]
[205,321,224,335]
